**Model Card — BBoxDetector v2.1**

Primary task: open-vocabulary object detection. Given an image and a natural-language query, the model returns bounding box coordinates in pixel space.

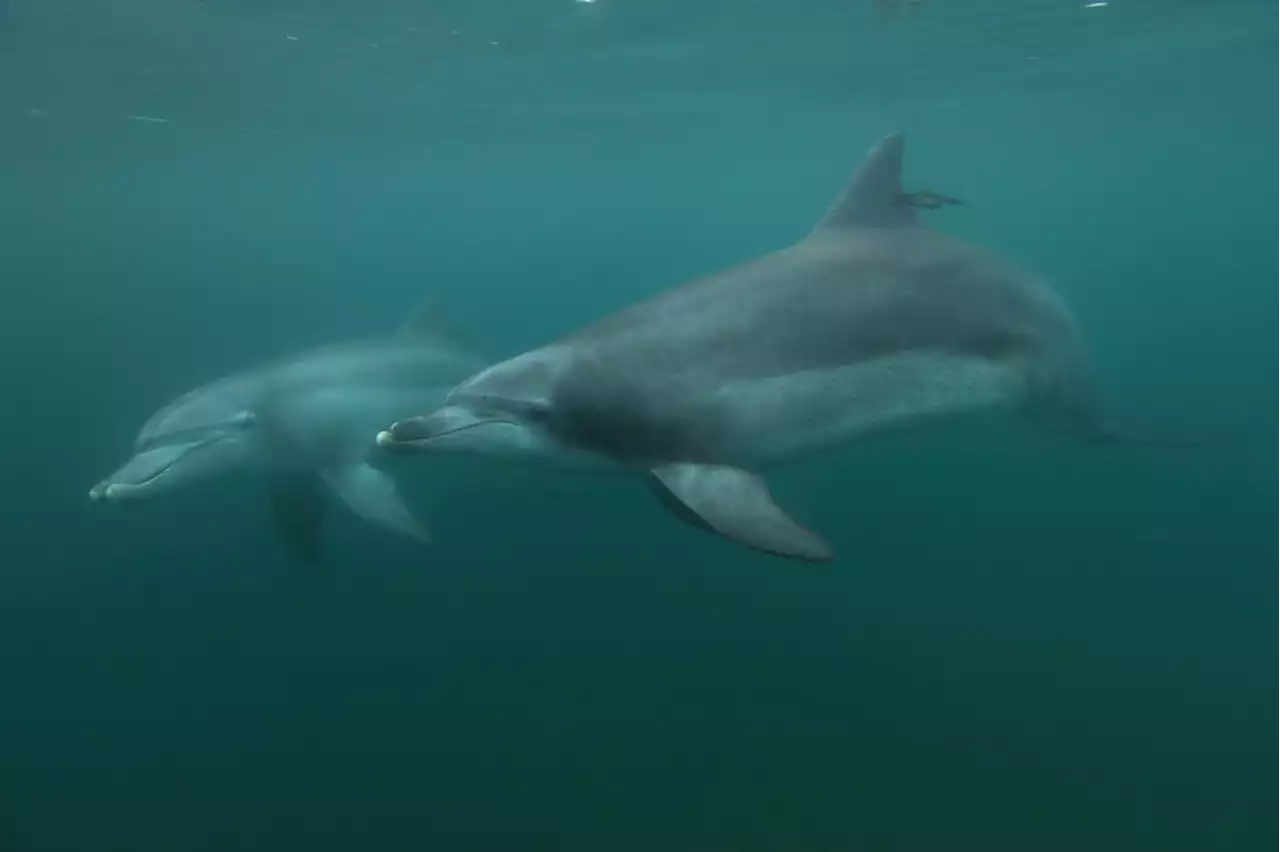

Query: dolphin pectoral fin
[649,464,834,563]
[269,475,329,563]
[322,463,430,543]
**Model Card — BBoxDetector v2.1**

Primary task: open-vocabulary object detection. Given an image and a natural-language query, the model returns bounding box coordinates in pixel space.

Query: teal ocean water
[0,1,1273,849]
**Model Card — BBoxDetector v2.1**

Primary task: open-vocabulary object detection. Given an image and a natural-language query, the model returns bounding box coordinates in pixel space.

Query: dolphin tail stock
[648,463,834,563]
[1034,391,1212,449]
[1026,370,1213,449]
[1073,413,1213,449]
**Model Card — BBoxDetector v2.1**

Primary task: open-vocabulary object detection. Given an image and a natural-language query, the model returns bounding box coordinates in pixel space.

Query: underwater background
[0,1,1273,849]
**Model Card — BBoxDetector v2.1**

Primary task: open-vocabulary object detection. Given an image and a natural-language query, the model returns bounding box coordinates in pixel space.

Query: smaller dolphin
[375,133,1180,564]
[90,308,484,561]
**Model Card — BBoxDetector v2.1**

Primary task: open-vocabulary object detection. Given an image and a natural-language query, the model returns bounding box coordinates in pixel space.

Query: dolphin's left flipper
[649,463,833,563]
[269,474,329,563]
[322,463,430,542]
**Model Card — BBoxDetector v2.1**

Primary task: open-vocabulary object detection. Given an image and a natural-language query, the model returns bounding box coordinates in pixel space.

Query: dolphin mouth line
[384,418,513,447]
[98,438,219,498]
[134,456,178,487]
[140,438,221,485]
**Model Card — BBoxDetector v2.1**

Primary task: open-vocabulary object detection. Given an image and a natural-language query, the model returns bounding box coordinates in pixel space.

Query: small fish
[899,189,966,210]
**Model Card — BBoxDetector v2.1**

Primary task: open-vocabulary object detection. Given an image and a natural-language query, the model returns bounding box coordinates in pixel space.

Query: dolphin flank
[376,133,1152,563]
[91,307,484,562]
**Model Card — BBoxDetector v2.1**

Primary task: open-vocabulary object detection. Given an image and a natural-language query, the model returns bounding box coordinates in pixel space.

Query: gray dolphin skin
[375,133,1126,563]
[91,310,484,561]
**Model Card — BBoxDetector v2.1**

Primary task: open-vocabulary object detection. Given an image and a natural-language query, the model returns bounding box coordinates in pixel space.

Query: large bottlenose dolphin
[376,133,1157,563]
[90,310,484,561]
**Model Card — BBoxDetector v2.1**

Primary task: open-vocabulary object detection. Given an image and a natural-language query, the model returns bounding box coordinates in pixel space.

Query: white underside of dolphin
[91,309,484,561]
[377,133,1169,563]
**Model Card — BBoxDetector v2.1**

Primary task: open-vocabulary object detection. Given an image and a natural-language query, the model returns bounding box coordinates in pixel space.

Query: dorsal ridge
[397,297,473,350]
[810,132,917,234]
[397,298,449,339]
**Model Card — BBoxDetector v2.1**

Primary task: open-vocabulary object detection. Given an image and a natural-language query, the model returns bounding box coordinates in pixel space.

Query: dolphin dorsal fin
[811,132,917,234]
[397,298,459,343]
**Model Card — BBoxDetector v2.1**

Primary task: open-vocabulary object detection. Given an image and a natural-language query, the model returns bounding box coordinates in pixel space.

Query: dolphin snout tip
[89,482,128,503]
[377,420,430,452]
[376,429,416,453]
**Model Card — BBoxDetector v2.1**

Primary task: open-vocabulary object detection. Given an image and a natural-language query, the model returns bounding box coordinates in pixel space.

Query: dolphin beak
[376,416,438,453]
[88,480,134,502]
[87,442,197,503]
[377,408,498,453]
[88,480,132,502]
[376,429,404,450]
